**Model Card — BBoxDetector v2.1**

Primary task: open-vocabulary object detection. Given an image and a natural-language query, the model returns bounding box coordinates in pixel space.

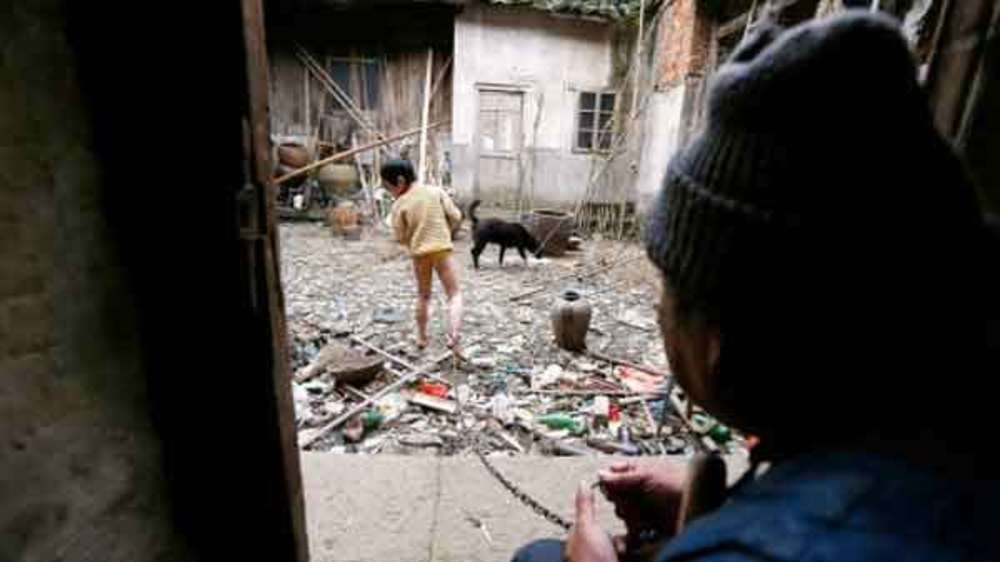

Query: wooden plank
[274,120,448,184]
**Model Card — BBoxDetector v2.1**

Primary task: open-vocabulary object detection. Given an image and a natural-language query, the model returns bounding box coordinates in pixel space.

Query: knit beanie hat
[645,11,984,318]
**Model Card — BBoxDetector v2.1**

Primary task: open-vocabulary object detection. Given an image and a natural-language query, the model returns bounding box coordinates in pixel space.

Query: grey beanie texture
[645,11,982,314]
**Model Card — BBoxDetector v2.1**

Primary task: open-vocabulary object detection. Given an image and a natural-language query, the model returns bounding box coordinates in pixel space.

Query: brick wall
[654,0,714,88]
[0,3,188,560]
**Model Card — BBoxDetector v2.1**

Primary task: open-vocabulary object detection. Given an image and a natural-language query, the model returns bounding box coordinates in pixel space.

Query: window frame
[573,90,617,154]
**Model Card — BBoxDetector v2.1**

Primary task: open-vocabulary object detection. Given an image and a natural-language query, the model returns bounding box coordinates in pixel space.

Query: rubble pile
[281,222,745,457]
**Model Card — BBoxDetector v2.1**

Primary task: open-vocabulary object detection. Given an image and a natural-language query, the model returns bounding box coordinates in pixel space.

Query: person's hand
[597,459,686,543]
[565,482,618,562]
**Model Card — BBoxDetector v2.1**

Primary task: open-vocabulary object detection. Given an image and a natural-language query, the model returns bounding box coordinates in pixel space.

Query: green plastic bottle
[538,413,585,435]
[362,410,384,431]
[708,423,732,445]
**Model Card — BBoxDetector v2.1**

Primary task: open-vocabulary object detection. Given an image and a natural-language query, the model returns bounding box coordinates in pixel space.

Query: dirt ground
[280,219,738,457]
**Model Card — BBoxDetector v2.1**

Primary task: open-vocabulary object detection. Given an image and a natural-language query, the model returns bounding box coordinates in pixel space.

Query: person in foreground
[382,159,464,353]
[514,10,1000,562]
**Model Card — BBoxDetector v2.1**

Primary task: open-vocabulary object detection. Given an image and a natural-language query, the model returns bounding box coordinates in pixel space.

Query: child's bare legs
[433,253,463,351]
[411,256,434,348]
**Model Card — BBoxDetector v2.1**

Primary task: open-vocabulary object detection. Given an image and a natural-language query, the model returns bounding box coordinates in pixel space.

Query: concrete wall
[0,3,188,560]
[635,85,688,210]
[453,2,617,207]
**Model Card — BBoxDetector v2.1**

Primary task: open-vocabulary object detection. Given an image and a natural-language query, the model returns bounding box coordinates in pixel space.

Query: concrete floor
[300,452,628,562]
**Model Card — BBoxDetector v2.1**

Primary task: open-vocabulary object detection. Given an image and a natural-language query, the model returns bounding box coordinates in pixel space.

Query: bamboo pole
[418,47,434,183]
[274,120,448,185]
[295,45,387,147]
[617,0,645,241]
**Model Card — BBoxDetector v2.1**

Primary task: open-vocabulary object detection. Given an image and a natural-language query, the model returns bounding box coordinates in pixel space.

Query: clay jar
[551,289,592,352]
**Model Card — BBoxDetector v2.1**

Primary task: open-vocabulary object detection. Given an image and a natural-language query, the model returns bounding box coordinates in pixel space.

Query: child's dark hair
[379,159,416,186]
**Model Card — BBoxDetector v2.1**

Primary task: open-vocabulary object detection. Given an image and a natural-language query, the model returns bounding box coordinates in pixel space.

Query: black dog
[469,200,540,269]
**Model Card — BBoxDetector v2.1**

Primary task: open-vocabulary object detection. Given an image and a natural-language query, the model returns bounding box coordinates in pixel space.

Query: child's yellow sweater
[391,184,463,257]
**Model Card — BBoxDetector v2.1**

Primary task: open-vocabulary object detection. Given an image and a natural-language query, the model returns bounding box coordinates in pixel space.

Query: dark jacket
[658,452,1000,562]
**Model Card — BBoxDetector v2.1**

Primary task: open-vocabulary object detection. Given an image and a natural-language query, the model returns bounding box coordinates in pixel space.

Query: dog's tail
[468,200,481,228]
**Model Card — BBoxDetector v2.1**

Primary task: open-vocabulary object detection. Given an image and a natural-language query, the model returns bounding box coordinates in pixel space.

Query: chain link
[456,399,572,532]
[473,438,573,531]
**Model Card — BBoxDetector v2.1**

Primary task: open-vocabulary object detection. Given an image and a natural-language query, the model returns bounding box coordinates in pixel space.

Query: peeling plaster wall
[453,2,618,207]
[0,3,188,560]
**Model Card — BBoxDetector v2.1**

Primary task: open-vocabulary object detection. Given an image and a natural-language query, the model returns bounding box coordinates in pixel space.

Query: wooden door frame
[240,0,311,560]
[472,83,528,202]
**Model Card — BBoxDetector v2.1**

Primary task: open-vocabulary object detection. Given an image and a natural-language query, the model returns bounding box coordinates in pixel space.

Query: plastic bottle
[708,424,732,445]
[537,413,585,435]
[361,410,384,431]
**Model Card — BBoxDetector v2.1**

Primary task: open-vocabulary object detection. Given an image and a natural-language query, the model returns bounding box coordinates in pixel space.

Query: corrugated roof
[485,0,642,20]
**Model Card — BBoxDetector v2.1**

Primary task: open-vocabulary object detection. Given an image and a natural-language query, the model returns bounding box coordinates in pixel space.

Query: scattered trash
[456,384,472,405]
[532,364,563,389]
[281,224,743,459]
[708,424,732,445]
[617,366,665,394]
[537,413,585,435]
[362,410,384,431]
[372,306,405,324]
[417,381,450,399]
[406,390,459,414]
[343,415,365,443]
[490,392,514,425]
[374,393,407,423]
[471,356,498,369]
[591,395,610,419]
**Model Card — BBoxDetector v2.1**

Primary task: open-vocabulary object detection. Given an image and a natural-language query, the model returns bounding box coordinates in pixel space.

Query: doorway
[476,88,524,204]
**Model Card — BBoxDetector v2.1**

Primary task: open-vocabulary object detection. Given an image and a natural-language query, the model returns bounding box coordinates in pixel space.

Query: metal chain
[456,397,572,531]
[472,437,572,531]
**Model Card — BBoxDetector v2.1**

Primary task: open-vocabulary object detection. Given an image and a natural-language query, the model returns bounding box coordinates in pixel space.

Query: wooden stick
[350,335,449,384]
[296,44,370,126]
[514,389,666,397]
[275,121,448,184]
[295,46,387,146]
[587,350,670,379]
[343,385,369,401]
[616,317,654,333]
[508,254,643,302]
[300,356,450,449]
[417,47,434,183]
[429,53,453,103]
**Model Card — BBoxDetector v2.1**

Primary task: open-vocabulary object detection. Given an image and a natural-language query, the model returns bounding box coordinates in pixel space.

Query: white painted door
[476,90,523,201]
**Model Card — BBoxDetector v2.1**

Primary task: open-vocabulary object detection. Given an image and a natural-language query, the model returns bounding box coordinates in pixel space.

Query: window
[576,92,616,151]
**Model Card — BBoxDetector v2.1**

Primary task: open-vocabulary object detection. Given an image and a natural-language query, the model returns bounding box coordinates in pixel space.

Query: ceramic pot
[551,289,592,352]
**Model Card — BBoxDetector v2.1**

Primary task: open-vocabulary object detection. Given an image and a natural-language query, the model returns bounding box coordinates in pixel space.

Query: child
[381,159,464,355]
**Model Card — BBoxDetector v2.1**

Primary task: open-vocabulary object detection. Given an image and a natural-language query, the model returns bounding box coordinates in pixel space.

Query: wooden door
[476,89,523,202]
